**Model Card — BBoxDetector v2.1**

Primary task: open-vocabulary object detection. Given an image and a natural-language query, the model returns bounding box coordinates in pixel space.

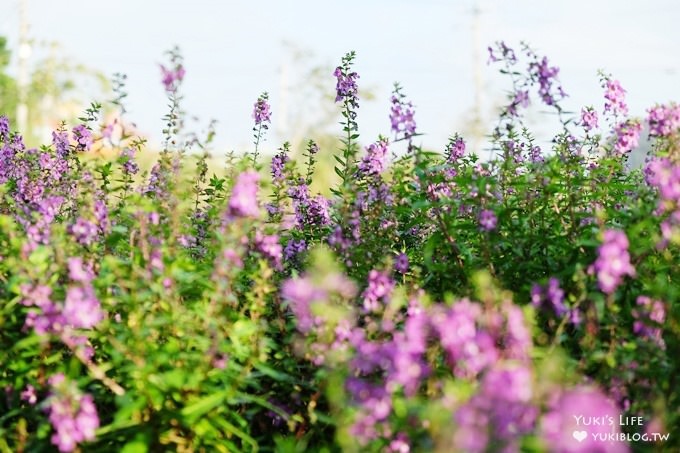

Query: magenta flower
[589,229,635,294]
[253,92,272,126]
[580,106,599,131]
[45,375,100,452]
[389,87,417,140]
[72,125,93,151]
[160,64,185,92]
[647,103,680,137]
[281,277,325,333]
[612,119,642,156]
[633,296,666,349]
[227,170,260,218]
[63,285,103,329]
[540,386,628,453]
[68,217,98,246]
[362,269,395,313]
[603,77,628,117]
[478,209,498,231]
[358,138,389,176]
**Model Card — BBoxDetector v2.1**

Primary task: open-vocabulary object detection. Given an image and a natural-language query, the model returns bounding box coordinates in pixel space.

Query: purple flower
[68,257,94,283]
[389,88,417,140]
[284,238,307,261]
[68,217,98,246]
[281,277,325,333]
[333,63,359,107]
[63,285,103,329]
[603,77,628,117]
[362,269,394,313]
[160,64,185,92]
[581,107,599,132]
[478,209,497,231]
[531,277,567,317]
[358,138,389,176]
[529,56,564,106]
[633,296,666,349]
[120,148,139,175]
[394,253,409,274]
[0,115,9,141]
[52,130,70,158]
[21,385,37,405]
[253,92,272,126]
[612,119,642,156]
[446,136,466,161]
[540,386,628,453]
[647,103,680,137]
[589,229,636,294]
[271,151,288,181]
[253,231,283,270]
[453,364,536,453]
[72,125,93,151]
[227,170,260,218]
[45,375,100,452]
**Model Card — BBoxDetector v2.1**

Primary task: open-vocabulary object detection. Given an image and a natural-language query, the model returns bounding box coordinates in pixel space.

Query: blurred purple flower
[227,170,260,219]
[478,209,497,231]
[589,229,635,294]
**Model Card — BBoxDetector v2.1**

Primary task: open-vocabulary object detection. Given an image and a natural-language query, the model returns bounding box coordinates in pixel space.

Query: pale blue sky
[1,0,679,154]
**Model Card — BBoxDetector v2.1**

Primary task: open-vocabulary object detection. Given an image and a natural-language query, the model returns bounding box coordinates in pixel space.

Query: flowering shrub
[0,41,679,452]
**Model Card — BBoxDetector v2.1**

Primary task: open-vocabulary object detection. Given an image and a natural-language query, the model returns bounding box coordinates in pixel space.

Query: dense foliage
[0,42,678,452]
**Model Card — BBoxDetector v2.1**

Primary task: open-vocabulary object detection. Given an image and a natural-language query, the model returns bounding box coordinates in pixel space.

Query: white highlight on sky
[1,0,679,154]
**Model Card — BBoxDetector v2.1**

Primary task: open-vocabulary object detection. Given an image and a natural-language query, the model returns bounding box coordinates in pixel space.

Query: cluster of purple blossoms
[52,130,70,158]
[253,92,272,126]
[453,364,537,453]
[644,158,680,246]
[358,138,389,176]
[528,55,565,106]
[446,136,466,162]
[612,119,642,156]
[540,386,627,453]
[0,115,9,140]
[270,151,289,182]
[632,296,666,349]
[283,238,306,261]
[333,64,359,108]
[478,209,498,231]
[647,102,680,138]
[287,181,331,228]
[487,41,517,65]
[581,106,599,132]
[160,64,185,92]
[603,78,628,117]
[227,170,260,219]
[253,231,283,270]
[589,229,635,294]
[68,217,99,246]
[44,374,99,453]
[22,284,64,335]
[362,269,395,313]
[393,253,409,274]
[119,148,139,175]
[72,125,93,151]
[389,92,416,140]
[531,277,567,317]
[281,271,357,364]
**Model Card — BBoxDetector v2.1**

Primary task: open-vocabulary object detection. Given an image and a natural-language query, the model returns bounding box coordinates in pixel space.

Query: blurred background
[0,0,679,158]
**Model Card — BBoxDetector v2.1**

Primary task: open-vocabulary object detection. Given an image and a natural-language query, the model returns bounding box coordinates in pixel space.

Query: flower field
[0,41,678,452]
